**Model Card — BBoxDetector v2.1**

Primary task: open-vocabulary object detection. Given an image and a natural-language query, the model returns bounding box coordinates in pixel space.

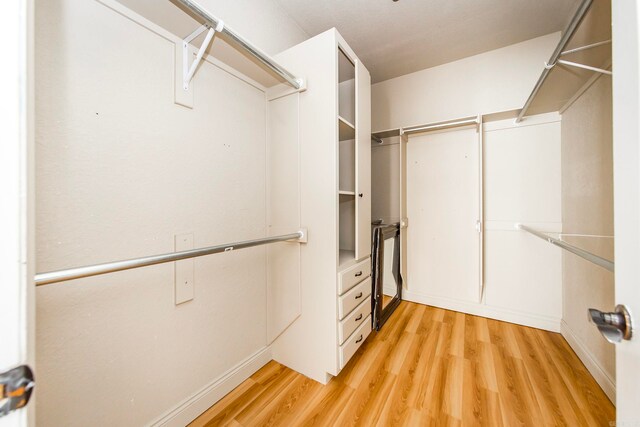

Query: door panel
[612,0,640,419]
[1,0,35,424]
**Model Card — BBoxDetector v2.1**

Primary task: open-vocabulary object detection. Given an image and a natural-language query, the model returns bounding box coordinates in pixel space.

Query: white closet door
[355,60,371,260]
[406,128,479,303]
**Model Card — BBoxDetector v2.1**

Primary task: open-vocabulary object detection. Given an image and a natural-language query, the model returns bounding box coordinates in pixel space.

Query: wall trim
[150,346,272,427]
[403,290,561,332]
[560,320,616,404]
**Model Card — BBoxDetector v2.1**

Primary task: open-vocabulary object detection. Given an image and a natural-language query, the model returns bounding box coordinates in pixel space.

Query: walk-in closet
[3,0,640,425]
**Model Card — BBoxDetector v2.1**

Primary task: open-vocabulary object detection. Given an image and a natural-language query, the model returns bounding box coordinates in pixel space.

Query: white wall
[405,128,480,304]
[35,0,307,425]
[371,32,559,132]
[483,114,562,327]
[560,75,615,402]
[402,115,563,331]
[371,138,400,224]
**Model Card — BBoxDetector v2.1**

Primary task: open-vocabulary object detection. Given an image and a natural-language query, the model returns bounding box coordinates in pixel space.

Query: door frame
[612,0,640,421]
[0,0,35,425]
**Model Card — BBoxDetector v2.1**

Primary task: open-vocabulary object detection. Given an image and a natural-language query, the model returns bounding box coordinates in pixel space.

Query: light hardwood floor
[191,301,615,426]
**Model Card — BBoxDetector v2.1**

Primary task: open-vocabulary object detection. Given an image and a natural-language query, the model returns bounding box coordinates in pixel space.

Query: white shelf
[338,116,355,141]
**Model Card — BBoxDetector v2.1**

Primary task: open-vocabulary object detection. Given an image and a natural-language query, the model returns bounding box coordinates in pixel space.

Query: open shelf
[338,47,357,269]
[520,0,611,117]
[339,116,355,141]
[339,250,356,267]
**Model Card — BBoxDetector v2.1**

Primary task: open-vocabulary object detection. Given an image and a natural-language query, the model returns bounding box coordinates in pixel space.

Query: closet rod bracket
[296,227,308,243]
[560,39,611,56]
[182,20,225,91]
[544,59,612,76]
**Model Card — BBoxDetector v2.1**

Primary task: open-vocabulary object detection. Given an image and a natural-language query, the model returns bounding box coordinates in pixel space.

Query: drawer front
[339,315,372,369]
[339,296,371,345]
[338,258,371,295]
[338,277,371,320]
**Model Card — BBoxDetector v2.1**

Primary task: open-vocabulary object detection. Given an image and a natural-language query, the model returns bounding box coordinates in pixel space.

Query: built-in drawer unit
[338,258,371,295]
[339,314,372,369]
[338,277,371,319]
[338,296,371,345]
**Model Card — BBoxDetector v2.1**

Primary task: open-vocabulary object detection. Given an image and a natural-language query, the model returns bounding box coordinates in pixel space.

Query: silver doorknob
[588,305,633,343]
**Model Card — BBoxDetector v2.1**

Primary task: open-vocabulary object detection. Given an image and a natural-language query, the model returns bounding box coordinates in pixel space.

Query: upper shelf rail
[175,0,304,90]
[35,230,306,286]
[401,117,479,135]
[516,224,614,272]
[516,0,593,123]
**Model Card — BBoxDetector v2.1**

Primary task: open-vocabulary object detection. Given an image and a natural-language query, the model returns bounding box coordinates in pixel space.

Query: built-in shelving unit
[266,28,371,384]
[338,48,356,267]
[518,0,611,120]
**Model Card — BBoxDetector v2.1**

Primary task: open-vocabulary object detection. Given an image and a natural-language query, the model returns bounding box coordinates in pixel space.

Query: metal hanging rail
[516,224,614,272]
[516,0,593,123]
[175,0,304,90]
[401,117,479,135]
[35,230,307,286]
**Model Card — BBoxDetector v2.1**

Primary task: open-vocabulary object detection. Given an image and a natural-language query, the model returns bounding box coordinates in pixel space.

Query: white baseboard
[403,291,561,332]
[150,347,272,427]
[561,320,616,404]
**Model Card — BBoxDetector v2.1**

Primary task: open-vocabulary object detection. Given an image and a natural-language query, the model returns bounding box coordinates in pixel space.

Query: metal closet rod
[401,117,478,135]
[35,230,306,286]
[516,224,614,272]
[174,0,303,90]
[516,0,593,123]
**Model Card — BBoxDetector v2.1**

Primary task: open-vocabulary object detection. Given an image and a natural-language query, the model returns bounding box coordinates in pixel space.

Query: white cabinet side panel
[268,29,339,382]
[267,94,301,343]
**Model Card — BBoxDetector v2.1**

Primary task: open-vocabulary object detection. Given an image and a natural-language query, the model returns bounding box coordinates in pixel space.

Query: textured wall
[371,138,400,224]
[35,0,307,425]
[561,75,615,402]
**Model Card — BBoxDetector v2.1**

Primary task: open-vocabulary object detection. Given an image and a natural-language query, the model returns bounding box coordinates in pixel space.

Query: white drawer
[338,258,371,295]
[339,314,372,369]
[338,277,371,320]
[338,296,371,345]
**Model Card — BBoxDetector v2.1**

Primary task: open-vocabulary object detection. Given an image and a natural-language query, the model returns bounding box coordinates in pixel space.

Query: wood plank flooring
[191,301,615,426]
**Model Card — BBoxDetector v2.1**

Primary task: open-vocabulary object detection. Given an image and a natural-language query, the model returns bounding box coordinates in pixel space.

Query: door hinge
[0,365,35,418]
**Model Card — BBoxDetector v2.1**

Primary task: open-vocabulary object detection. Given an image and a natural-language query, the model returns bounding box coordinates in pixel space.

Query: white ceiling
[273,0,581,83]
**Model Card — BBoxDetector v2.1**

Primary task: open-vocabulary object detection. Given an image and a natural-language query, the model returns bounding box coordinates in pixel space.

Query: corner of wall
[150,347,273,426]
[561,321,616,404]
